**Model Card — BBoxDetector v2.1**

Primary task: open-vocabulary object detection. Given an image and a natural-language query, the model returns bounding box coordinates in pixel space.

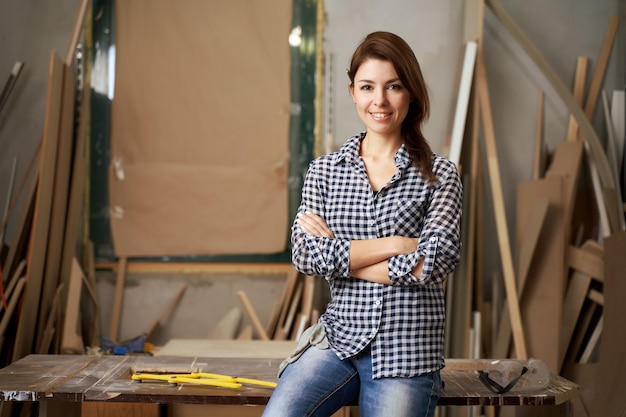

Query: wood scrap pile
[446,1,625,416]
[215,269,320,342]
[0,0,94,365]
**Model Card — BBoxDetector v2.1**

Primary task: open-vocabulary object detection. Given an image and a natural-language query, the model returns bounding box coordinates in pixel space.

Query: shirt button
[370,219,376,226]
[430,237,437,243]
[374,300,381,305]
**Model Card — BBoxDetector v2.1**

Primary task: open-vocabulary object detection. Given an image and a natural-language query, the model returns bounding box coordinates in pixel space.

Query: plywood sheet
[111,0,292,256]
[516,177,565,373]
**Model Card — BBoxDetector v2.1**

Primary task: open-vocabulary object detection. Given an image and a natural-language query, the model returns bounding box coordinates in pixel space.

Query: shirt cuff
[388,236,439,285]
[306,236,351,279]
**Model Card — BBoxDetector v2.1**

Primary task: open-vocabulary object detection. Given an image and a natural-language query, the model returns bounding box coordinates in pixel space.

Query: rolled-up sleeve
[291,162,352,279]
[388,159,463,286]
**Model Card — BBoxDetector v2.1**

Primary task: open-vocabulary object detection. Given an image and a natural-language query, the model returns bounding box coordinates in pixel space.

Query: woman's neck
[360,133,402,160]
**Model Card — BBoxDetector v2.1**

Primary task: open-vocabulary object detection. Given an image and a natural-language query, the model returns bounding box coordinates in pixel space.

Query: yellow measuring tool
[131,372,277,389]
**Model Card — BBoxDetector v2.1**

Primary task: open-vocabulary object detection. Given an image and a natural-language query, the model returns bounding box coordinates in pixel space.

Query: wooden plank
[38,283,64,354]
[447,41,477,168]
[578,316,602,364]
[272,268,300,340]
[463,0,484,44]
[64,0,90,66]
[493,197,549,364]
[0,157,17,250]
[567,244,603,281]
[109,256,127,343]
[12,50,65,361]
[533,91,545,180]
[566,57,589,141]
[264,300,281,338]
[476,50,527,360]
[0,277,25,338]
[516,177,565,372]
[559,240,602,370]
[545,140,584,244]
[593,230,626,416]
[36,60,77,349]
[581,16,619,125]
[587,289,603,305]
[611,90,625,177]
[516,198,550,287]
[266,267,298,338]
[283,280,303,340]
[237,291,269,341]
[95,261,294,275]
[83,241,100,348]
[602,91,626,230]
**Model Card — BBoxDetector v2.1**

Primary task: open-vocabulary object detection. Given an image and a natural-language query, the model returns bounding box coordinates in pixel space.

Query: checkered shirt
[291,132,463,379]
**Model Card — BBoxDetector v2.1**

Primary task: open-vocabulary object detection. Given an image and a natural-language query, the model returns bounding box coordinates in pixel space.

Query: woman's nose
[374,90,388,106]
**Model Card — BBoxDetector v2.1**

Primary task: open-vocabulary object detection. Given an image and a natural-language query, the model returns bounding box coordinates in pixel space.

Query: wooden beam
[567,57,589,141]
[475,50,527,360]
[95,261,294,276]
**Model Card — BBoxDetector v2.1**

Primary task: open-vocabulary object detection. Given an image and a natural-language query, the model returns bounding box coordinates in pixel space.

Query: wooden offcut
[475,50,527,360]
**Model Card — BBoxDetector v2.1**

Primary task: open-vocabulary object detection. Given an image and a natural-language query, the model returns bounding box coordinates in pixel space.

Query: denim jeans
[262,344,441,417]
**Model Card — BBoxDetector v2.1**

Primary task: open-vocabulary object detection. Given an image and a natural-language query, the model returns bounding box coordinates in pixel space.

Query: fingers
[297,212,335,238]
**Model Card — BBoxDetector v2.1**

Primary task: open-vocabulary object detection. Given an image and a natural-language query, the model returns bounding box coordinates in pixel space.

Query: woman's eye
[388,84,403,90]
[360,85,372,91]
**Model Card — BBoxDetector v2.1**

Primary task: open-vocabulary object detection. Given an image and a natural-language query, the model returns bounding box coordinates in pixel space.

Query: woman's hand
[297,211,336,238]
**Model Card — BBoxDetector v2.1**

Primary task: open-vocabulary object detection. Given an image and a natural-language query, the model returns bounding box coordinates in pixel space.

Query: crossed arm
[297,212,424,285]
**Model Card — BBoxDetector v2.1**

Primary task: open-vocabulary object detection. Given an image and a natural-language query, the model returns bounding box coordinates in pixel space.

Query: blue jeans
[262,344,441,417]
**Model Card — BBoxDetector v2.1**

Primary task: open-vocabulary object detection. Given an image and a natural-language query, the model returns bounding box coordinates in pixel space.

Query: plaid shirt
[291,132,463,379]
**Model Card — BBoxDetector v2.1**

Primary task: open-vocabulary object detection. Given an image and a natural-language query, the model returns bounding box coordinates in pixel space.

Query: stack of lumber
[0,0,93,365]
[448,1,625,416]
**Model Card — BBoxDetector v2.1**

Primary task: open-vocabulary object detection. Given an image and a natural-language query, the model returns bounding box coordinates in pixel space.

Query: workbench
[0,354,579,416]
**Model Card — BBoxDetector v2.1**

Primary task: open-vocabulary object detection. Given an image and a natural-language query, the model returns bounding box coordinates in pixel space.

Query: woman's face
[349,58,411,139]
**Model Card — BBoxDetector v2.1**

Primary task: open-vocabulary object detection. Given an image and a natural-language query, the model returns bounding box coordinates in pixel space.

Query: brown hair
[348,31,435,183]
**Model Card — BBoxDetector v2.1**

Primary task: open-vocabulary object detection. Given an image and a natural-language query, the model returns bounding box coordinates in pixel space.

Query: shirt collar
[334,132,412,170]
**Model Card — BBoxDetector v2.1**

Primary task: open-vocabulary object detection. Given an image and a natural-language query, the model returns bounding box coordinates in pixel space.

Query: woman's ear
[348,83,355,102]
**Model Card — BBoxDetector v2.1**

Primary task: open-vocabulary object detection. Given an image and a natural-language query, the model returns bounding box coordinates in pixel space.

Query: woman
[263,31,463,417]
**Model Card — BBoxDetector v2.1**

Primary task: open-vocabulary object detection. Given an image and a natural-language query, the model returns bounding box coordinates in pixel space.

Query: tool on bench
[101,333,152,355]
[132,372,277,389]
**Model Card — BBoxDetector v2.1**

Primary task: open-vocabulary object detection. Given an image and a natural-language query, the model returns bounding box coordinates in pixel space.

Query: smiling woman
[263,31,463,417]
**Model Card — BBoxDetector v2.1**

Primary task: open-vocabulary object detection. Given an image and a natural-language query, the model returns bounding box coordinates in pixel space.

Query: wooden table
[0,355,579,416]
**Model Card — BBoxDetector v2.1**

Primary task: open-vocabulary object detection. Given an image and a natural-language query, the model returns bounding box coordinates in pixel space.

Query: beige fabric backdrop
[110,0,292,256]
